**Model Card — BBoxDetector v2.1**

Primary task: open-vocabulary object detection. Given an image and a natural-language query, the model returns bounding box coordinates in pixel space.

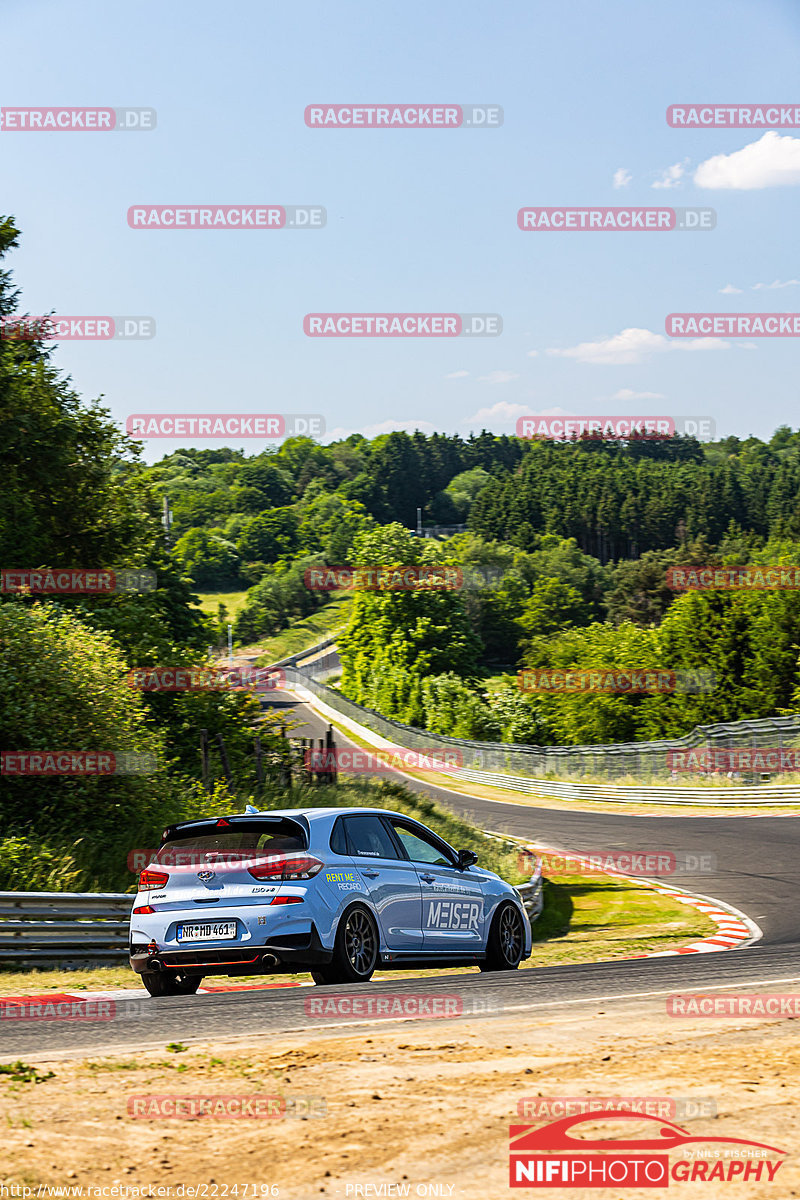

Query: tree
[0,217,154,566]
[0,218,210,665]
[237,506,299,564]
[173,528,241,588]
[338,524,482,719]
[0,600,164,854]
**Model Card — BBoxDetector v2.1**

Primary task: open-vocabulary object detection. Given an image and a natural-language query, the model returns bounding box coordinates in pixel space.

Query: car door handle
[361,869,380,878]
[419,873,436,883]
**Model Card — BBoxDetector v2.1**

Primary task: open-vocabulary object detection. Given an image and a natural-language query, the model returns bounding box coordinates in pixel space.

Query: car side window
[343,816,402,859]
[329,818,347,856]
[389,822,452,867]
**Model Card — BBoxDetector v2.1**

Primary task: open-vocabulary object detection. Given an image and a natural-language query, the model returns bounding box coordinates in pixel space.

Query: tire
[480,902,524,972]
[311,905,379,985]
[141,971,202,997]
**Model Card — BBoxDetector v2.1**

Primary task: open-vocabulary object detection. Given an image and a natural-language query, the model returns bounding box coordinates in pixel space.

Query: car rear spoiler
[160,813,311,845]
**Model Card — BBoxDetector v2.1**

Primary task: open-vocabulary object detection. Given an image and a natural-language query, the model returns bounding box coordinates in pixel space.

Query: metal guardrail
[442,767,800,807]
[0,891,133,964]
[0,841,543,966]
[281,650,800,784]
[515,878,544,921]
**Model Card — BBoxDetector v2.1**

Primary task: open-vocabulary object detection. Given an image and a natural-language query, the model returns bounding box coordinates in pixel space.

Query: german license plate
[176,921,237,942]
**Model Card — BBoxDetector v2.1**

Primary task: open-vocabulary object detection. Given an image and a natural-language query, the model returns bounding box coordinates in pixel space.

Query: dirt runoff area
[2,994,799,1200]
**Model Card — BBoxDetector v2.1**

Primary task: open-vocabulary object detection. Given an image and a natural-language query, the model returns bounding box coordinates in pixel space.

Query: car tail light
[138,868,169,891]
[270,895,303,905]
[133,904,155,914]
[248,853,323,881]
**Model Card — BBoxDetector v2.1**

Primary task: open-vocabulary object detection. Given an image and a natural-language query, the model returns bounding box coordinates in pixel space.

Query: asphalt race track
[5,684,800,1059]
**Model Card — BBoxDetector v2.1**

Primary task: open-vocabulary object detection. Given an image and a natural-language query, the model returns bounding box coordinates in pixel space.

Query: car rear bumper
[130,924,333,977]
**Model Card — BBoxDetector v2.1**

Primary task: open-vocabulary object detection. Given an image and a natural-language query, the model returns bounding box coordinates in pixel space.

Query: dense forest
[5,208,800,898]
[135,398,800,752]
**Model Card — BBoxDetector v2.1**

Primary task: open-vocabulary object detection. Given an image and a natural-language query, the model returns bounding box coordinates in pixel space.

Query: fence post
[200,728,210,793]
[216,733,233,788]
[254,737,263,788]
[325,724,337,784]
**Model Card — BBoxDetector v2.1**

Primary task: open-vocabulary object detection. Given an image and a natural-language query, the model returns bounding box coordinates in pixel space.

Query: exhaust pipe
[148,957,162,971]
[261,953,279,967]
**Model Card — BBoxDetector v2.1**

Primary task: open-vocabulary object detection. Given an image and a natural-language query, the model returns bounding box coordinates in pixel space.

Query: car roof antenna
[244,803,260,815]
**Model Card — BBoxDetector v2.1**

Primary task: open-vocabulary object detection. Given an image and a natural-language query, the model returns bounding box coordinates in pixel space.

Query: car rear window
[154,820,306,863]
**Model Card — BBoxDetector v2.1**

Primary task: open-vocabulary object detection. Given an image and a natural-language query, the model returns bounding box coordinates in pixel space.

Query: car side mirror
[456,849,478,870]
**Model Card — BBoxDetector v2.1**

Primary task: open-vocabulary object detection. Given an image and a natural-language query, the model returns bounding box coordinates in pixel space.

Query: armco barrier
[277,646,800,787]
[441,767,800,807]
[0,864,541,968]
[0,891,133,965]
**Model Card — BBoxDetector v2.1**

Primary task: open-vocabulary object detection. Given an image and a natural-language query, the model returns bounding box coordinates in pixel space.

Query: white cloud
[652,160,688,189]
[445,369,469,378]
[461,400,533,426]
[753,278,800,290]
[546,327,730,365]
[526,350,539,358]
[476,370,520,384]
[611,388,666,401]
[694,132,800,189]
[719,283,743,294]
[613,167,632,189]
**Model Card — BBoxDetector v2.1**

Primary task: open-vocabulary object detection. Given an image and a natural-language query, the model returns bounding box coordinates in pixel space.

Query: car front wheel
[141,970,202,997]
[480,902,524,971]
[311,905,379,985]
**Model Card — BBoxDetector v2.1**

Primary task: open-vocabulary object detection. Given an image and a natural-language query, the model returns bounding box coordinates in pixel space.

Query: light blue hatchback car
[129,807,532,996]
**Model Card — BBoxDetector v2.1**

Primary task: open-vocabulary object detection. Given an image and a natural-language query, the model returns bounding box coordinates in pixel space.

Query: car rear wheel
[141,970,202,997]
[311,905,379,985]
[480,902,524,971]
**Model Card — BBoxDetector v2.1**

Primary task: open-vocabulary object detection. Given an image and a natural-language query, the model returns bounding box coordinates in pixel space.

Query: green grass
[254,596,352,663]
[0,1062,54,1083]
[192,590,250,621]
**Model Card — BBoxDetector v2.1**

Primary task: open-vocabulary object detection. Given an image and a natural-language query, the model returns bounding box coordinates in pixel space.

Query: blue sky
[3,0,800,460]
